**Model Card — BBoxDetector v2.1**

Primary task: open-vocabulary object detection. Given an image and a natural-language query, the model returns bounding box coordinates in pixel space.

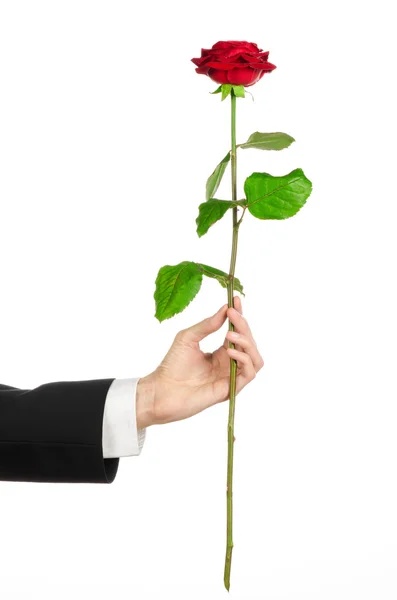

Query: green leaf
[154,261,203,322]
[238,131,295,151]
[244,168,312,220]
[198,263,245,296]
[196,199,235,237]
[232,85,245,98]
[221,84,232,101]
[206,152,231,201]
[210,85,222,94]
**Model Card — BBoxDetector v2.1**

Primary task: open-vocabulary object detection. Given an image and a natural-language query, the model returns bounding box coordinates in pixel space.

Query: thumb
[180,303,228,344]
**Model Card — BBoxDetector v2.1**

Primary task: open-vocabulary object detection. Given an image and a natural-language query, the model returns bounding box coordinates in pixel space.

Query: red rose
[191,40,276,87]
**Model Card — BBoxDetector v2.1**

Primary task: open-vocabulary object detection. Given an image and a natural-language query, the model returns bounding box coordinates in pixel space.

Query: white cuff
[102,377,146,458]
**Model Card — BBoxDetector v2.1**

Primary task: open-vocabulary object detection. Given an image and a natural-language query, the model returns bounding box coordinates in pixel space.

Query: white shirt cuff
[102,377,146,458]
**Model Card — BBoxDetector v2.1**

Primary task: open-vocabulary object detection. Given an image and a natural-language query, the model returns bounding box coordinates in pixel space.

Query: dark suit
[0,379,119,484]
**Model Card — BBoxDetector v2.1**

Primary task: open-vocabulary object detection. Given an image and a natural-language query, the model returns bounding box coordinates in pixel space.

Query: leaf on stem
[210,85,222,94]
[232,85,245,98]
[244,168,312,220]
[198,264,245,296]
[196,199,236,237]
[238,131,295,151]
[221,84,232,101]
[206,152,231,201]
[154,261,203,322]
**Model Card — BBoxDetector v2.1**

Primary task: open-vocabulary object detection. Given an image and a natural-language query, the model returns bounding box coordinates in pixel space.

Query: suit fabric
[0,379,119,483]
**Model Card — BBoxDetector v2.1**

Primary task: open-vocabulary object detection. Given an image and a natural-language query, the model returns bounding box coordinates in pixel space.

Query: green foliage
[210,84,245,99]
[198,264,245,296]
[221,84,232,101]
[244,168,312,220]
[232,85,245,98]
[196,199,235,237]
[238,131,295,151]
[154,261,245,322]
[210,83,245,100]
[154,261,203,322]
[155,84,312,323]
[205,132,294,202]
[206,152,231,201]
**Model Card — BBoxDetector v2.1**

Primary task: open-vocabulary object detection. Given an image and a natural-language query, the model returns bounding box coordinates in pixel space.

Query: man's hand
[136,296,264,428]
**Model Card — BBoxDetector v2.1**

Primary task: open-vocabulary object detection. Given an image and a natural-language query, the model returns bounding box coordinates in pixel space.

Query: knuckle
[175,330,185,341]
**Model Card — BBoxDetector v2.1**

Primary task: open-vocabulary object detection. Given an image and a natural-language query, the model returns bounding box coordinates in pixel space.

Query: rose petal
[227,67,261,86]
[207,68,230,85]
[204,61,244,70]
[192,42,276,85]
[240,61,277,70]
[195,66,210,75]
[261,61,277,71]
[191,57,204,66]
[240,53,264,62]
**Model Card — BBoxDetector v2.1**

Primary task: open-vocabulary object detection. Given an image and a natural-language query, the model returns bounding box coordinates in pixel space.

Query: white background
[0,1,396,598]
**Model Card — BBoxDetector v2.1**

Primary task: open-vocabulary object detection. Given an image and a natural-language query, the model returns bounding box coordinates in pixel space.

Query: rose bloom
[191,40,276,87]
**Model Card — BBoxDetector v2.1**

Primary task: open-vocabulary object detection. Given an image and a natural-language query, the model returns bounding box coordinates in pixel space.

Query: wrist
[136,374,156,429]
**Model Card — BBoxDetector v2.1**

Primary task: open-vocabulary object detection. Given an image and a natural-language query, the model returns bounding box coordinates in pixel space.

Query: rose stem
[224,87,241,592]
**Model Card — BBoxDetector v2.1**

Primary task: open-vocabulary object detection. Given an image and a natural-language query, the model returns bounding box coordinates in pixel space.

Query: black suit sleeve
[0,379,119,484]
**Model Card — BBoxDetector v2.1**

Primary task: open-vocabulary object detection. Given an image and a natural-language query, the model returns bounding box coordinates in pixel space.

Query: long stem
[224,89,241,592]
